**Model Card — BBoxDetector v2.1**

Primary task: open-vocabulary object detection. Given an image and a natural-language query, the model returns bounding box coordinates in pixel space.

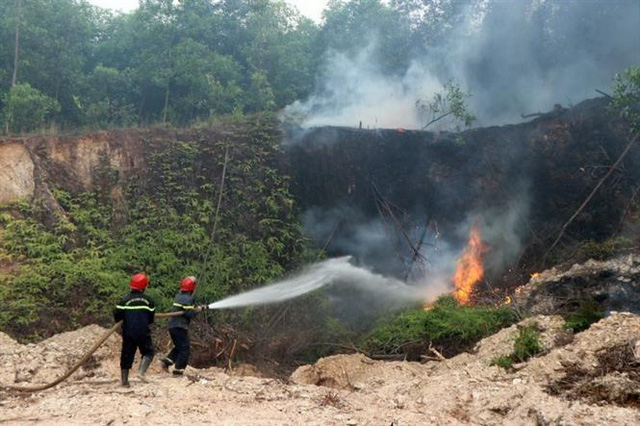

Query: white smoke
[284,0,640,129]
[283,46,444,130]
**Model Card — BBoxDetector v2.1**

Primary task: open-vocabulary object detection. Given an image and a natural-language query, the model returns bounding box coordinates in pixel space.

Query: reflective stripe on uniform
[126,298,150,305]
[173,303,195,309]
[115,305,156,311]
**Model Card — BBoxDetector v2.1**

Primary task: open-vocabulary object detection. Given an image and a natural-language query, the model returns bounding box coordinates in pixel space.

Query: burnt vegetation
[546,342,640,408]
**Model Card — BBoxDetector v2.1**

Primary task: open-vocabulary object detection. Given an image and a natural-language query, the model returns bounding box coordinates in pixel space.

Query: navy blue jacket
[168,291,197,330]
[114,291,155,339]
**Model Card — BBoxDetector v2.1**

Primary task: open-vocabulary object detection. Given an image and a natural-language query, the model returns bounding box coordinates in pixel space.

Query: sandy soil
[1,314,639,425]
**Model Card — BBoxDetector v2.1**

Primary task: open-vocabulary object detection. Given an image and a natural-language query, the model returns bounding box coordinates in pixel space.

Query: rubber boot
[160,357,173,372]
[137,355,153,382]
[121,369,130,387]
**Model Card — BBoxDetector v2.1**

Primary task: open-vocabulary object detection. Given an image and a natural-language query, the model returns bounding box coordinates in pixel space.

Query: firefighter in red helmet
[161,276,202,375]
[114,273,155,387]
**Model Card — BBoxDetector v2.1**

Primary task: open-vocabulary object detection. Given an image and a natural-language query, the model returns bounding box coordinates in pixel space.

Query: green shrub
[613,66,640,132]
[490,324,543,370]
[577,238,632,261]
[563,300,604,332]
[361,295,515,358]
[513,325,542,362]
[490,355,514,370]
[2,83,60,133]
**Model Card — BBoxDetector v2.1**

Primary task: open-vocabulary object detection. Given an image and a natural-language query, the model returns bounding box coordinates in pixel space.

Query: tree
[170,39,245,122]
[245,70,276,112]
[319,0,413,75]
[416,79,475,130]
[613,66,640,132]
[2,82,60,133]
[81,65,137,128]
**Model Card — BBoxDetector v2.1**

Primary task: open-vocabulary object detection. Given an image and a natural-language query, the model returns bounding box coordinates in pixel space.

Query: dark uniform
[114,290,156,370]
[162,292,197,374]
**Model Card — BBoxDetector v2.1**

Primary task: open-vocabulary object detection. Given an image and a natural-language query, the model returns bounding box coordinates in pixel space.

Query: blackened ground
[285,97,639,289]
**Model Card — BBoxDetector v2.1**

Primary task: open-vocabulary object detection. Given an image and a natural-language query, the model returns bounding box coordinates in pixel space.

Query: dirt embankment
[1,313,638,425]
[0,131,146,205]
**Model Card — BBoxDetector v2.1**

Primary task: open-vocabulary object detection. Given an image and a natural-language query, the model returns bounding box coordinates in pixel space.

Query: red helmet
[180,276,197,292]
[130,273,149,291]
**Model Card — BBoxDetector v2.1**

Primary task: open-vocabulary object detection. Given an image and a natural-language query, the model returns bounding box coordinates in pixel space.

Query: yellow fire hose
[1,311,184,393]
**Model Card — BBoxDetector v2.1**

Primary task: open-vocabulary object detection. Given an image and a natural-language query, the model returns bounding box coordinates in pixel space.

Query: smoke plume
[284,0,640,129]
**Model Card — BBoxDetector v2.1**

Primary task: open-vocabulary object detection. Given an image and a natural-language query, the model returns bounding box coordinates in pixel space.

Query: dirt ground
[1,313,639,425]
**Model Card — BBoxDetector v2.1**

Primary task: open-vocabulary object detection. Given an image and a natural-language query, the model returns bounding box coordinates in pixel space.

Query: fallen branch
[422,111,453,130]
[595,89,613,99]
[544,131,639,262]
[227,339,238,371]
[429,346,447,362]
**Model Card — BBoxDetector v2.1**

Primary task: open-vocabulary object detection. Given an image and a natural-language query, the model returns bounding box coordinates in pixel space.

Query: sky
[86,0,330,22]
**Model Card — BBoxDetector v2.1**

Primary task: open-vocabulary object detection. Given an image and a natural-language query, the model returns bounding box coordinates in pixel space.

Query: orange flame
[452,226,488,305]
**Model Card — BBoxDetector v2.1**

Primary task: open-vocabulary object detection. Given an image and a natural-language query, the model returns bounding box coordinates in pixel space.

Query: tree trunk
[162,31,176,125]
[11,0,21,88]
[162,82,170,124]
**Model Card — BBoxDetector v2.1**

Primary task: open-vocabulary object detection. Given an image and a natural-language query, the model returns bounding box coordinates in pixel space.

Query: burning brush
[452,226,488,305]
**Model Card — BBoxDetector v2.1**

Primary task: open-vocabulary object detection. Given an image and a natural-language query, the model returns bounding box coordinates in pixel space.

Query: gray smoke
[284,47,444,129]
[284,0,640,129]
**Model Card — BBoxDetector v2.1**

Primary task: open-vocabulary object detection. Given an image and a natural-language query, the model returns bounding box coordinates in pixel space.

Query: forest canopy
[0,0,638,132]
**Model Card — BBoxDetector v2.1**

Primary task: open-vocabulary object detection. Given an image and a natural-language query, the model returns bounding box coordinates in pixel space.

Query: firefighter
[114,273,155,387]
[161,276,202,375]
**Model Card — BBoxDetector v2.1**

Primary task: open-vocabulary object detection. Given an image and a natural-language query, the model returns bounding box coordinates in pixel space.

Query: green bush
[613,66,640,132]
[2,83,60,133]
[490,324,543,370]
[513,325,542,362]
[361,295,515,358]
[563,300,604,332]
[490,355,514,370]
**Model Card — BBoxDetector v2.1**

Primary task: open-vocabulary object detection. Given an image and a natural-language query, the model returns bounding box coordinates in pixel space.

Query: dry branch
[544,131,639,262]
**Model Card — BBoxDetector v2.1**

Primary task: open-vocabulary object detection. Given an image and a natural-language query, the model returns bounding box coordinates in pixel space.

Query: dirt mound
[0,325,121,387]
[0,332,20,354]
[471,315,568,363]
[290,313,640,425]
[290,353,424,390]
[2,314,639,425]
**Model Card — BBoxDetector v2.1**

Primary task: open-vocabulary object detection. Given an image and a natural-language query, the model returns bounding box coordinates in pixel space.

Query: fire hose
[1,311,184,393]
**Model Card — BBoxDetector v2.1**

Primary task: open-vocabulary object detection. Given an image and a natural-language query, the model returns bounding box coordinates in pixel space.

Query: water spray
[208,256,426,310]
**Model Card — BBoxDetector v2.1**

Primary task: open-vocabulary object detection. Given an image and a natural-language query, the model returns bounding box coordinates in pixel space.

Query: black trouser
[120,335,154,369]
[164,327,190,372]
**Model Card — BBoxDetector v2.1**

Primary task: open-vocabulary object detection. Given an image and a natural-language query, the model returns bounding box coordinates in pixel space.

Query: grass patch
[361,295,515,359]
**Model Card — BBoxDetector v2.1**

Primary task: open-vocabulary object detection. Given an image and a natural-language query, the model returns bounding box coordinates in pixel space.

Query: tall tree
[11,0,21,88]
